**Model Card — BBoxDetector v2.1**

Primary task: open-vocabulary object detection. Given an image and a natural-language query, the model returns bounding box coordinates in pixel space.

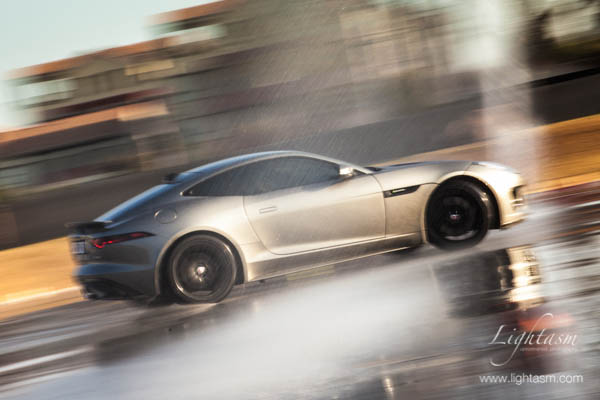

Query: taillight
[91,232,153,249]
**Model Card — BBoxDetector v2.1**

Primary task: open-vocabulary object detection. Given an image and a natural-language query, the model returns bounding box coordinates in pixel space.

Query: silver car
[69,151,526,303]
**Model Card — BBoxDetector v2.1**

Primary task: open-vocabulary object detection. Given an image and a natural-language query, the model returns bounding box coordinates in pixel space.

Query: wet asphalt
[0,185,599,399]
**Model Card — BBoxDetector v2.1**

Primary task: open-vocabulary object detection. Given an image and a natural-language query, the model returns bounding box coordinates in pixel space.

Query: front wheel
[427,181,493,250]
[167,235,237,303]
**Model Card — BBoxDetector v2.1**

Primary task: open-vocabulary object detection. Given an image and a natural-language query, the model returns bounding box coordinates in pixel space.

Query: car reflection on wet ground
[0,187,599,399]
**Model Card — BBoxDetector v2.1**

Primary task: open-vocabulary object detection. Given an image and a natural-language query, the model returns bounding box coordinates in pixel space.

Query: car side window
[263,157,339,191]
[185,164,264,196]
[185,157,341,197]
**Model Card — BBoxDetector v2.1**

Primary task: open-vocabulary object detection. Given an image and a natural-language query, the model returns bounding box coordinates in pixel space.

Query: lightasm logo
[479,373,584,385]
[488,313,577,367]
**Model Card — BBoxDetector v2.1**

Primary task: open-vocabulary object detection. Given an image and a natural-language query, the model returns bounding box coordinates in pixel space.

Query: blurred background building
[1,0,599,247]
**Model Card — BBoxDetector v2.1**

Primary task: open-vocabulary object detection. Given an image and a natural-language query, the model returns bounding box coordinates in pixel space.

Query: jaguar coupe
[69,151,526,303]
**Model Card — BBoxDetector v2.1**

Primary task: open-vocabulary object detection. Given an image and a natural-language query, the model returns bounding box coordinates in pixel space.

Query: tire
[167,235,237,303]
[427,181,493,250]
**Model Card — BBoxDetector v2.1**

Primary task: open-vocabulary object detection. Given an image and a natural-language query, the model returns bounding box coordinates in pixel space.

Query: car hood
[370,160,472,191]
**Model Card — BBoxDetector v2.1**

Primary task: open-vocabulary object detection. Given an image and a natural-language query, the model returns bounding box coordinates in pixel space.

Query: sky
[0,0,211,129]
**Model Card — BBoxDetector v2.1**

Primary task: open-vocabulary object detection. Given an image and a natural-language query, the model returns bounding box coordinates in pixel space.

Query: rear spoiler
[65,221,111,235]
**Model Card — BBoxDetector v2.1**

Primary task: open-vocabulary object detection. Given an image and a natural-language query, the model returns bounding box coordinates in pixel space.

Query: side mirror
[339,165,355,178]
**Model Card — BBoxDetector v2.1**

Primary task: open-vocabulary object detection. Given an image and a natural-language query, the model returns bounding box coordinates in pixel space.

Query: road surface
[0,185,599,399]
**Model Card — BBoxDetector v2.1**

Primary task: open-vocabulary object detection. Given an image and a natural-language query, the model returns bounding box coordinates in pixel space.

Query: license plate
[71,241,86,255]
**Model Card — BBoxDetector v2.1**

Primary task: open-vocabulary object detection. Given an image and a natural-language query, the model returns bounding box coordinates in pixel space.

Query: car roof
[184,151,292,174]
[183,151,368,177]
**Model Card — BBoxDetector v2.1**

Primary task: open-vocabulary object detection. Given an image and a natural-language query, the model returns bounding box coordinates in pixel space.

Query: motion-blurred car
[68,151,526,303]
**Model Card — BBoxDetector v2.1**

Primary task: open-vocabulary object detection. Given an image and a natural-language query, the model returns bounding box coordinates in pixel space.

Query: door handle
[259,206,278,214]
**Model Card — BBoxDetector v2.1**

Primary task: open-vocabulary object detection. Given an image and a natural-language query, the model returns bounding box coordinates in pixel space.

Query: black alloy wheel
[168,235,237,303]
[427,181,493,250]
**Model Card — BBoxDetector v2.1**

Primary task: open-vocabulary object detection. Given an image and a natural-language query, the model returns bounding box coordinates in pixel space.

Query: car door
[243,157,385,255]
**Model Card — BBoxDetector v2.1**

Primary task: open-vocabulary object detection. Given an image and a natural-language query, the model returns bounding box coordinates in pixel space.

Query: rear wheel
[167,235,237,303]
[427,181,493,250]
